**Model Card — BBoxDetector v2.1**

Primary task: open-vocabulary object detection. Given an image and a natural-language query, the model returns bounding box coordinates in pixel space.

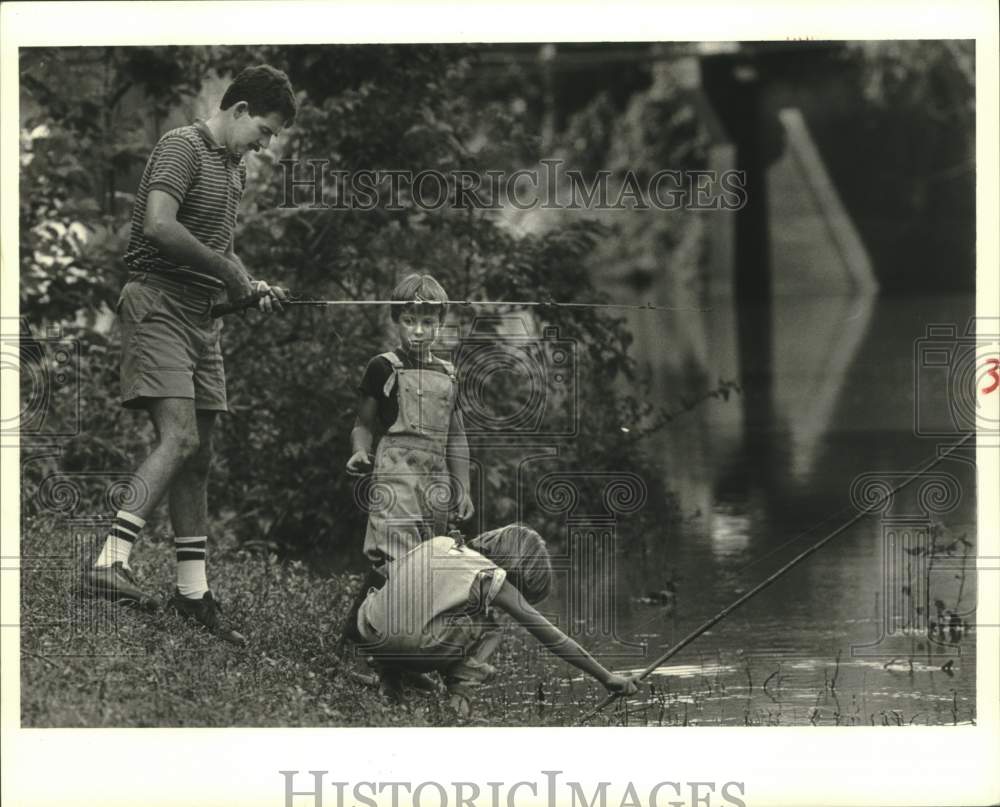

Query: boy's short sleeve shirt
[358,347,456,431]
[357,536,506,652]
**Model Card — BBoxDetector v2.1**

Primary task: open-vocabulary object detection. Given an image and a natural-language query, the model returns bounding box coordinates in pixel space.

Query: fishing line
[576,430,976,725]
[211,292,709,318]
[619,434,975,640]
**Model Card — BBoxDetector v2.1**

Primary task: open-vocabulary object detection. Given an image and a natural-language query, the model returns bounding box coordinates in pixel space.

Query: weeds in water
[762,665,782,702]
[740,652,753,694]
[899,521,974,667]
[828,649,841,692]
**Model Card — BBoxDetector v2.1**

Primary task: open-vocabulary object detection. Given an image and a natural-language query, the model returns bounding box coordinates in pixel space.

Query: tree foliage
[20,45,676,562]
[827,41,976,290]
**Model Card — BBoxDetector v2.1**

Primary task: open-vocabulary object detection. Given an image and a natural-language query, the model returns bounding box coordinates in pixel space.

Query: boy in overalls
[346,272,474,571]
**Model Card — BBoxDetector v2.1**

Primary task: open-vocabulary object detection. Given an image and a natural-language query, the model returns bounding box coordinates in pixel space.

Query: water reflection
[772,293,877,481]
[709,505,751,559]
[584,273,977,723]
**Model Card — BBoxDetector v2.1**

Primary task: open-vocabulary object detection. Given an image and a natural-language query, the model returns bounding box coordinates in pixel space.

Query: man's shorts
[118,272,228,412]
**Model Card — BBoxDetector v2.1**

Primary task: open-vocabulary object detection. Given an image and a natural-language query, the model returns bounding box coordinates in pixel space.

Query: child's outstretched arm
[346,397,378,476]
[446,409,474,520]
[492,583,637,695]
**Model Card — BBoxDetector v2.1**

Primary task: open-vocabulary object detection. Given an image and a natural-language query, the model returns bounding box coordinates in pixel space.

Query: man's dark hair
[220,65,297,127]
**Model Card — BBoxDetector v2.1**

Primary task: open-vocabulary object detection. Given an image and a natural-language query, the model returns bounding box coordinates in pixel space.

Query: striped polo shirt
[123,120,247,290]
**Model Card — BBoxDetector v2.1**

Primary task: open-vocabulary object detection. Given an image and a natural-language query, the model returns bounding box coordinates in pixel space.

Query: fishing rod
[210,290,707,318]
[576,430,976,726]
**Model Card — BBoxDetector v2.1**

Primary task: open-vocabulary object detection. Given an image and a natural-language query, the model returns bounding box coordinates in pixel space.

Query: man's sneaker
[167,589,247,646]
[81,562,160,612]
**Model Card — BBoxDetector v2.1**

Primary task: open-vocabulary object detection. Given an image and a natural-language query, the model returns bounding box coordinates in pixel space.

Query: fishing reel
[210,286,293,318]
[447,526,466,548]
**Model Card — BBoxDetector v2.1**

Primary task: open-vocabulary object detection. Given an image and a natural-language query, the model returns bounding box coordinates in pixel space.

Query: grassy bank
[19,512,621,728]
[22,512,974,728]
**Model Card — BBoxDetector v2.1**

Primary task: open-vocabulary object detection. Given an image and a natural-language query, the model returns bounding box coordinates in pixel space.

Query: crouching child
[354,524,638,714]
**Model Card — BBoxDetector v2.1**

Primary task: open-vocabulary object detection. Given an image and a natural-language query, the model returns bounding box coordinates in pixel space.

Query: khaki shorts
[118,273,228,411]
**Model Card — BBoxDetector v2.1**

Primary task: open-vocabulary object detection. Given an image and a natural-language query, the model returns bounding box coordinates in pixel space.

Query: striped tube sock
[175,536,208,599]
[95,511,146,569]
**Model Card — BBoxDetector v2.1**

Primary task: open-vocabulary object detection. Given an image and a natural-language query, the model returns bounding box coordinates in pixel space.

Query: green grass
[27,512,969,728]
[19,512,623,728]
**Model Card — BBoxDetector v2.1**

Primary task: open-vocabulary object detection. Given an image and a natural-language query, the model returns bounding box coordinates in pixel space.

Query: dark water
[548,291,978,725]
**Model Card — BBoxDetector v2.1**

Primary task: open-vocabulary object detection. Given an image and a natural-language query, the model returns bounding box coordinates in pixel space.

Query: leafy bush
[20,45,679,564]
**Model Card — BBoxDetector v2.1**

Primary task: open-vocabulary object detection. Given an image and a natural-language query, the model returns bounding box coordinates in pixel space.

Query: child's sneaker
[448,692,472,717]
[167,589,246,646]
[403,671,442,693]
[377,666,406,703]
[81,562,160,612]
[372,661,441,699]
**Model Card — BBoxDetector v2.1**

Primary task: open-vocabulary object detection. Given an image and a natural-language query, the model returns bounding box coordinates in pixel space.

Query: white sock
[175,536,208,598]
[95,511,146,569]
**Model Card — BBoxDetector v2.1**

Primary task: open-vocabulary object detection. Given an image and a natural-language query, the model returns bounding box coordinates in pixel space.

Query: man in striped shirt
[82,65,297,644]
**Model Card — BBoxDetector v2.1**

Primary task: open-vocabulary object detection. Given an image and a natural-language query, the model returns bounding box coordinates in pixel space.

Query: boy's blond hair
[390,273,449,322]
[470,524,553,605]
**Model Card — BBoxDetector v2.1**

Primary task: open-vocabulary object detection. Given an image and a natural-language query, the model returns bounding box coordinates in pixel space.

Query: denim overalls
[363,351,458,568]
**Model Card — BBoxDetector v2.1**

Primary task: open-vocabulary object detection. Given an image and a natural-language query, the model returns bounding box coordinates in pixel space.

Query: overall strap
[429,354,457,380]
[379,351,405,369]
[378,351,405,397]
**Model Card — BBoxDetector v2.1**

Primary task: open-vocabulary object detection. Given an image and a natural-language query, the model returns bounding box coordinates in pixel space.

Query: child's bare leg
[443,617,503,713]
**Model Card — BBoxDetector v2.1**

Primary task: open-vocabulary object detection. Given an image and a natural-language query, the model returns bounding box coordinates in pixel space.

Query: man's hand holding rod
[145,190,285,316]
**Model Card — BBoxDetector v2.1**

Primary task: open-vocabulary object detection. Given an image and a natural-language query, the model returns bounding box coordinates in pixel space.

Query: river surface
[520,291,979,726]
